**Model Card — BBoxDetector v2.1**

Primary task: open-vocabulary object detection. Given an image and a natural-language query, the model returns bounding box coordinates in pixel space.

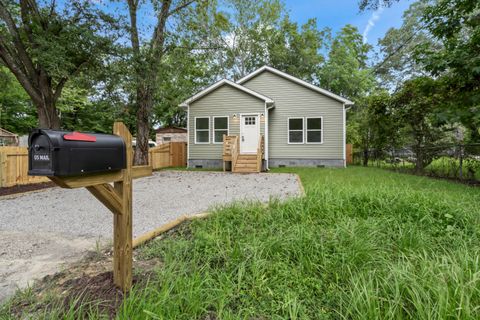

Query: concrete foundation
[188,159,223,169]
[268,159,345,168]
[189,158,345,169]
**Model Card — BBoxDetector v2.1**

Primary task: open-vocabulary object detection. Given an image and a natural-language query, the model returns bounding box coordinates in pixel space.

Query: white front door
[240,114,260,154]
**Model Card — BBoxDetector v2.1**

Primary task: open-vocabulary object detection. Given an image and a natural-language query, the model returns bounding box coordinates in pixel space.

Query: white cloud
[362,7,384,44]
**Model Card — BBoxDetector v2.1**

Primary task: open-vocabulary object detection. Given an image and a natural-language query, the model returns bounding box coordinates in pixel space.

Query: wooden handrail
[231,136,239,171]
[257,134,264,172]
[223,135,239,172]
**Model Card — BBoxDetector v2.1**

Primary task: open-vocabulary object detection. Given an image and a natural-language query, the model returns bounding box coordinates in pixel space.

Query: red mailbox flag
[63,131,97,142]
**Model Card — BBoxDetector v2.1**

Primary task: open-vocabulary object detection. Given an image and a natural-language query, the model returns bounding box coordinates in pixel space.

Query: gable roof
[237,66,354,105]
[179,79,274,108]
[155,126,187,134]
[0,127,17,137]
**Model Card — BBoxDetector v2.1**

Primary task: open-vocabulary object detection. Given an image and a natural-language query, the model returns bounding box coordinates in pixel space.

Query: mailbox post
[28,122,151,292]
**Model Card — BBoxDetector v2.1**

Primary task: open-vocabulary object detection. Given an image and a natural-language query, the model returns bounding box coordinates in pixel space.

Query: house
[155,126,187,144]
[0,127,19,146]
[179,66,353,172]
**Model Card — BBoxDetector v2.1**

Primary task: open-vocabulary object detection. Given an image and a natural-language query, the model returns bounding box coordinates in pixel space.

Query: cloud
[362,7,384,44]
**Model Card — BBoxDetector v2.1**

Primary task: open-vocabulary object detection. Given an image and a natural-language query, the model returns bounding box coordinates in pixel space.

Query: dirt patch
[0,182,54,197]
[5,249,161,319]
[0,231,101,304]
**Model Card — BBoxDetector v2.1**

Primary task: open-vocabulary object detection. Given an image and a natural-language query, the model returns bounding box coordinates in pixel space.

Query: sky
[283,0,413,47]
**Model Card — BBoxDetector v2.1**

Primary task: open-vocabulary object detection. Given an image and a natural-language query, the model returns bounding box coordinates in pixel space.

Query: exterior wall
[188,84,265,163]
[242,70,345,163]
[156,132,187,144]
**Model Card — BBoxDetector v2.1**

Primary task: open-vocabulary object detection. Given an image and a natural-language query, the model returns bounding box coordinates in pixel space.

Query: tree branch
[0,1,37,78]
[53,77,67,103]
[168,0,195,17]
[0,42,42,105]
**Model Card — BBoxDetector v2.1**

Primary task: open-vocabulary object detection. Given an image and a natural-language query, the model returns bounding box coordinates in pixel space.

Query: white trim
[287,117,305,144]
[305,117,323,144]
[212,116,229,144]
[179,79,274,108]
[264,102,269,170]
[343,104,346,168]
[194,116,210,144]
[239,113,261,154]
[237,66,354,105]
[187,105,190,166]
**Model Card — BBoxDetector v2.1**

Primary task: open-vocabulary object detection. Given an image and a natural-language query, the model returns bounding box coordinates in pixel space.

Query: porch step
[234,167,259,173]
[233,154,260,173]
[238,154,256,159]
[235,163,257,168]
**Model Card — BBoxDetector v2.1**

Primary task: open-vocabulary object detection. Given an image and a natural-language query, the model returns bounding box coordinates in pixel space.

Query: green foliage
[0,67,36,134]
[0,0,118,128]
[268,16,327,82]
[358,0,400,11]
[319,25,375,100]
[348,90,404,161]
[392,77,448,170]
[376,0,439,89]
[419,0,480,142]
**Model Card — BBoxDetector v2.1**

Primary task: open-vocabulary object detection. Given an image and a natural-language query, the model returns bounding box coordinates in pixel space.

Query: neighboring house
[0,127,19,146]
[180,66,353,172]
[155,126,187,144]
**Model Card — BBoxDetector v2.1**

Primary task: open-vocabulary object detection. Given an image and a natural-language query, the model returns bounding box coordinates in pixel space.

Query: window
[288,118,304,143]
[244,116,256,125]
[195,117,209,143]
[306,117,323,143]
[163,136,171,142]
[213,116,229,143]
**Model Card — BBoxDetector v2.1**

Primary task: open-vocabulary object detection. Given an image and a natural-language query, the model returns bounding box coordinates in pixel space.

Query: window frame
[212,116,230,144]
[306,117,323,144]
[287,117,305,144]
[194,116,210,144]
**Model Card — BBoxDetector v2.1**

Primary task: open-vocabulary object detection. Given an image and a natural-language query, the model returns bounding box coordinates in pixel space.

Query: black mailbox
[28,129,126,176]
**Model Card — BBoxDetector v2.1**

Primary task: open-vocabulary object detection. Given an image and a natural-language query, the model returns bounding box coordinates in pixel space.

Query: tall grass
[3,167,479,319]
[117,167,480,319]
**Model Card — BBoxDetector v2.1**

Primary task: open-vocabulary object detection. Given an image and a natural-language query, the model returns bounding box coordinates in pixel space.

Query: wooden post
[113,122,133,291]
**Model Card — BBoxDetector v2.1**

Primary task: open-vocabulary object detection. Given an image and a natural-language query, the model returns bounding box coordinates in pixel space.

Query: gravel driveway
[0,170,301,302]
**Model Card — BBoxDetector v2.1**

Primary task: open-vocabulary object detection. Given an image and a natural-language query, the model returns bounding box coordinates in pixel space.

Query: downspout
[264,102,269,170]
[187,104,190,168]
[343,103,346,168]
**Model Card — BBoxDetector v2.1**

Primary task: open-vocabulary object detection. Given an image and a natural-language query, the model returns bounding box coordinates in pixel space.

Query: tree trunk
[133,86,153,165]
[363,149,369,166]
[35,94,61,129]
[413,144,424,174]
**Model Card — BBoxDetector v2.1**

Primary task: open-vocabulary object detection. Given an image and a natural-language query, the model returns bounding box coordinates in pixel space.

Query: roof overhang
[179,79,274,108]
[237,66,354,105]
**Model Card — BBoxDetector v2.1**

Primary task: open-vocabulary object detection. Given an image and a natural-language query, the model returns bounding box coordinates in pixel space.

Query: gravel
[0,170,301,302]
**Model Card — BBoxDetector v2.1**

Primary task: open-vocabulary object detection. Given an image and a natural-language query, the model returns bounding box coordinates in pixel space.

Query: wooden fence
[346,144,353,164]
[0,146,49,188]
[148,142,187,170]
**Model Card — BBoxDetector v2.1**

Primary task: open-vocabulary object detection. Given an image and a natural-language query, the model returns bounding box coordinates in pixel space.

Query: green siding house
[180,66,353,171]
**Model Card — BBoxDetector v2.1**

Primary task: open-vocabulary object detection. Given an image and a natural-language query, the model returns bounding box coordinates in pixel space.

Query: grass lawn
[2,167,480,319]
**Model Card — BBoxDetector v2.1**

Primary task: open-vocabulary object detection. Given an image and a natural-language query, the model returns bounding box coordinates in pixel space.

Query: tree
[375,0,439,89]
[0,0,116,129]
[392,77,446,172]
[418,0,480,142]
[124,0,201,165]
[268,16,327,82]
[319,25,375,100]
[349,91,402,165]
